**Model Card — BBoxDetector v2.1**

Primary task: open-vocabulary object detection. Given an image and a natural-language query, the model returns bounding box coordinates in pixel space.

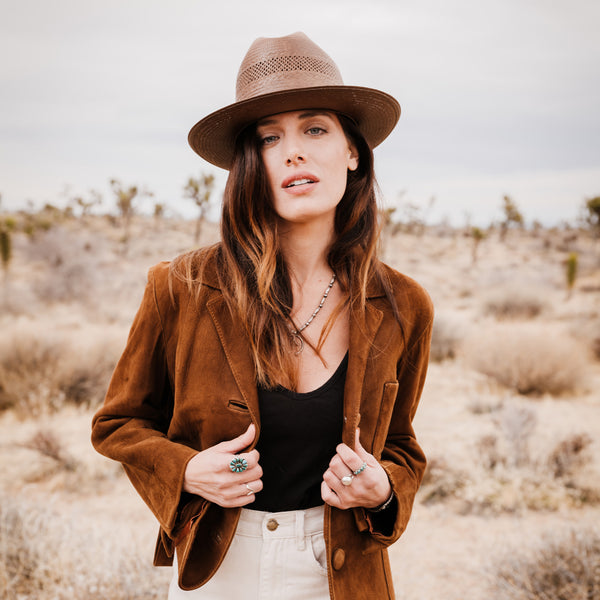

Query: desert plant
[0,228,11,271]
[0,326,119,415]
[419,457,466,505]
[547,433,592,480]
[470,226,485,264]
[183,173,215,244]
[494,404,537,467]
[483,285,546,320]
[429,314,462,362]
[584,195,600,237]
[565,251,578,299]
[20,430,78,472]
[0,495,170,599]
[72,189,102,219]
[499,195,524,241]
[110,179,151,251]
[462,324,588,395]
[491,528,600,599]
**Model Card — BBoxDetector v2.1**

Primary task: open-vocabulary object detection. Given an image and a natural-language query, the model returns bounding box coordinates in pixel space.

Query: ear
[347,143,359,172]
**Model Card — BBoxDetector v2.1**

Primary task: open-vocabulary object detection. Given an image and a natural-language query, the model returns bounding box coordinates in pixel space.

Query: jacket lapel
[206,295,260,436]
[343,301,383,447]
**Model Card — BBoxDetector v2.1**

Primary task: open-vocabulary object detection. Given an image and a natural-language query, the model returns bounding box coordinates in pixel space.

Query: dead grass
[491,527,600,599]
[429,313,464,362]
[482,284,547,320]
[20,429,78,472]
[0,322,121,416]
[0,495,169,599]
[462,324,590,396]
[419,403,599,514]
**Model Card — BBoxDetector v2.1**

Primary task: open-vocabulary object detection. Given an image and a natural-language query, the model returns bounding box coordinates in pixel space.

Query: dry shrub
[419,457,466,505]
[429,313,463,362]
[424,404,599,514]
[22,226,99,304]
[0,495,169,599]
[0,323,120,415]
[547,433,593,480]
[491,528,600,599]
[483,284,547,320]
[462,324,588,396]
[20,429,78,472]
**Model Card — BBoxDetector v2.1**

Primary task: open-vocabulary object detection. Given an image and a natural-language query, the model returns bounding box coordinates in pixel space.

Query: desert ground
[1,211,599,599]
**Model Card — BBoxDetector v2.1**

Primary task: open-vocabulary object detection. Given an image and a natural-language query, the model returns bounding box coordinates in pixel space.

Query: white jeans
[168,505,329,600]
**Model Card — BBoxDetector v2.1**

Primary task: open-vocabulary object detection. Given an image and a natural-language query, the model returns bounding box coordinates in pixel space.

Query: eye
[307,127,326,136]
[260,134,279,146]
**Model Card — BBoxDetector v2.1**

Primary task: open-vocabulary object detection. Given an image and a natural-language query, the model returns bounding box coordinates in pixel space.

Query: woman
[92,32,433,599]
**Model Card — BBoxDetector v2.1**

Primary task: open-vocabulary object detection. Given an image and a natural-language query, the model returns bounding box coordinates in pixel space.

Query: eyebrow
[256,111,333,128]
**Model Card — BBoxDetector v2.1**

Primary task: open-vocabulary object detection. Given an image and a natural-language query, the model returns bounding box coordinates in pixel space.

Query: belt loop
[296,510,305,551]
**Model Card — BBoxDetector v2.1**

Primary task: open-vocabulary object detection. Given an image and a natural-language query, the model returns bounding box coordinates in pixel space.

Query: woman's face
[256,110,358,228]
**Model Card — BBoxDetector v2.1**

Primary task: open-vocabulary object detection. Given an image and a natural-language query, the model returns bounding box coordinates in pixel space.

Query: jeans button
[266,518,279,531]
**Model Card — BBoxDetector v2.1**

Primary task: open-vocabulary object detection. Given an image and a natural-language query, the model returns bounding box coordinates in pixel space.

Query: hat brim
[188,86,400,170]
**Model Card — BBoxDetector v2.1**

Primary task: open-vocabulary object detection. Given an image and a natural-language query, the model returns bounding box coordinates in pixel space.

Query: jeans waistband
[236,505,324,540]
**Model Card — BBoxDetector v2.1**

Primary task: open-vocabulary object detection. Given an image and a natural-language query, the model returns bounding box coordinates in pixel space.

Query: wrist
[368,489,394,513]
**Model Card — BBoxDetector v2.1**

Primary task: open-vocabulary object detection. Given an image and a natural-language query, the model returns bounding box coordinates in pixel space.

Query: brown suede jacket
[91,247,433,599]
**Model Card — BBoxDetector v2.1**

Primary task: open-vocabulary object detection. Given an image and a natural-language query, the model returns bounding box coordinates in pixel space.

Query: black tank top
[250,353,348,512]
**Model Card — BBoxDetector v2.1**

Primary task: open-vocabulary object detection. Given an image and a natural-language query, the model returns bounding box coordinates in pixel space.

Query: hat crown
[235,32,344,102]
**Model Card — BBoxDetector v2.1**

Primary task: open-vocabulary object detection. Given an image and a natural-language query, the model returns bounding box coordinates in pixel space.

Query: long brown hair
[172,113,399,390]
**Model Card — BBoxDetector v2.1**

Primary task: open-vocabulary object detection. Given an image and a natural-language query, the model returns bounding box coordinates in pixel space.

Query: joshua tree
[184,174,215,244]
[0,224,12,274]
[72,189,102,220]
[584,196,600,238]
[110,179,151,251]
[470,226,486,265]
[153,202,165,231]
[499,195,524,242]
[565,252,578,299]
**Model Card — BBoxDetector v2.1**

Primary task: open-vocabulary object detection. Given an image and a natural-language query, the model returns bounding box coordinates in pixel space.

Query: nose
[286,151,305,165]
[284,134,305,165]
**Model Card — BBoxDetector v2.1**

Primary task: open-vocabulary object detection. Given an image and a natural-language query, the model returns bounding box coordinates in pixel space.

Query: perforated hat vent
[237,55,340,88]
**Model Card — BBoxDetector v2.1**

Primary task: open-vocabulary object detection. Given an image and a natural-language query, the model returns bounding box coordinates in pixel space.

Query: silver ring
[341,474,354,486]
[245,483,256,496]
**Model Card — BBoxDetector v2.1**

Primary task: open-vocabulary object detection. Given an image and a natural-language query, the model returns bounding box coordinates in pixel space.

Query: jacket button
[266,519,279,531]
[332,548,345,570]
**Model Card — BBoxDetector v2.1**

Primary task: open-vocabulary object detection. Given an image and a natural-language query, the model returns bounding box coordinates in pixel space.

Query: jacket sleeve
[360,298,433,545]
[91,266,199,539]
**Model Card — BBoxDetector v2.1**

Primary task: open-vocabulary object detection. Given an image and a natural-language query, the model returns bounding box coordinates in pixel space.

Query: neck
[278,219,335,285]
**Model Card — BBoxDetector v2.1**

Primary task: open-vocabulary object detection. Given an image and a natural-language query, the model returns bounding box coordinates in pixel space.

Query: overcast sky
[1,0,599,226]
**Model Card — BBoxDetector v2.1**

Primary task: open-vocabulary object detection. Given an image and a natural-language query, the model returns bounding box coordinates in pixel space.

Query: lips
[281,172,319,189]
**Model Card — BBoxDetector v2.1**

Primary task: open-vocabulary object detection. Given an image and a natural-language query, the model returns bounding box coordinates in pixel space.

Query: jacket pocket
[227,399,249,413]
[371,381,399,459]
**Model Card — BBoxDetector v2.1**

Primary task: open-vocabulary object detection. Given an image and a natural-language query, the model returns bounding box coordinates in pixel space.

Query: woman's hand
[183,423,263,507]
[321,428,392,510]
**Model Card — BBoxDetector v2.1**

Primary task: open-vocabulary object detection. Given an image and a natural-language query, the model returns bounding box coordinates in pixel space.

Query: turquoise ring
[229,457,248,473]
[353,462,367,476]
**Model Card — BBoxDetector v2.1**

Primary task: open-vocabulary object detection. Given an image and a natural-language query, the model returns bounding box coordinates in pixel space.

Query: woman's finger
[328,454,353,480]
[241,478,263,496]
[335,442,370,476]
[217,423,256,454]
[354,428,372,461]
[321,481,342,508]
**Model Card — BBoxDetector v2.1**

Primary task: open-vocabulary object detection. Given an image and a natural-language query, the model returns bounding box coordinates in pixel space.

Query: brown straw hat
[188,32,400,170]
